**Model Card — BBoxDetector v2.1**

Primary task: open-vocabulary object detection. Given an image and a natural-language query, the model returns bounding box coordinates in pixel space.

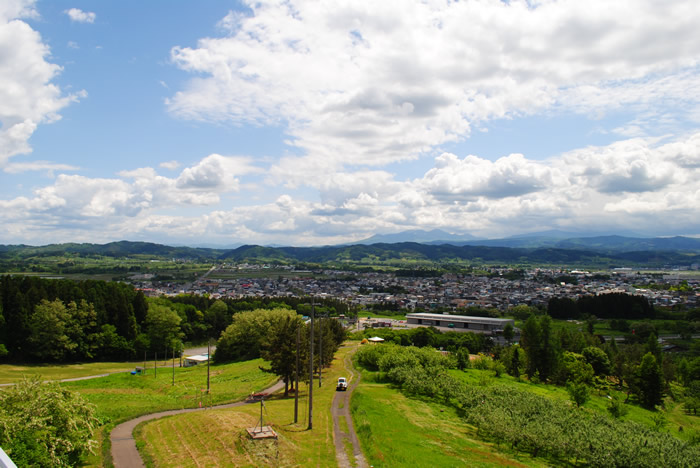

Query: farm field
[136,345,356,467]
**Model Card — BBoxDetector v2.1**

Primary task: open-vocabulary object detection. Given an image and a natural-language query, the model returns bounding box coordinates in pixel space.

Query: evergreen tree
[260,315,304,396]
[637,352,663,409]
[520,314,541,378]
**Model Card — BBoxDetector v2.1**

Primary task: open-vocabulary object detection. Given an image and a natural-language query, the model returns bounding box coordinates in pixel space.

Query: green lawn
[59,359,277,467]
[0,361,144,385]
[64,359,277,425]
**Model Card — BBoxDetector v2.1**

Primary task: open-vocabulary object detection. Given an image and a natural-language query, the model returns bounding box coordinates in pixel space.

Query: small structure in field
[246,396,277,440]
[183,354,209,367]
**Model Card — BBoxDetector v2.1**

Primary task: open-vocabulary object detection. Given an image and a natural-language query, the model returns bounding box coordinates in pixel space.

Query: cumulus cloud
[64,8,95,23]
[421,153,555,201]
[2,131,699,245]
[175,154,257,190]
[0,1,83,167]
[167,0,700,175]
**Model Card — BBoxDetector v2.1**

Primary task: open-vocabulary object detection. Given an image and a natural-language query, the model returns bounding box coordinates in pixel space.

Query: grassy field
[0,361,143,385]
[59,359,277,467]
[0,357,279,466]
[351,382,544,468]
[136,346,354,467]
[63,359,278,425]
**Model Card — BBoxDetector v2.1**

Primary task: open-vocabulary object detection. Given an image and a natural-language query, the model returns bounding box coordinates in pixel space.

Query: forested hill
[219,242,700,266]
[1,239,699,266]
[0,241,225,260]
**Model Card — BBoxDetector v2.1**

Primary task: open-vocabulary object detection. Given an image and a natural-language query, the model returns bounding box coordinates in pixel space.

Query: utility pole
[172,346,175,385]
[154,352,157,378]
[143,351,147,376]
[308,298,314,430]
[207,338,211,394]
[294,324,300,424]
[319,312,323,388]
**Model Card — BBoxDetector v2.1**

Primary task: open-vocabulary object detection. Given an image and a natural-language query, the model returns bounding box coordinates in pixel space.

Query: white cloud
[159,160,180,170]
[3,160,79,174]
[421,153,555,201]
[1,132,699,245]
[167,0,700,176]
[175,154,258,190]
[0,2,83,167]
[64,8,95,24]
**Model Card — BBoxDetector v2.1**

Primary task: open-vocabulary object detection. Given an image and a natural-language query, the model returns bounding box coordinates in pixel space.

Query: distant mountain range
[1,233,699,267]
[355,229,700,253]
[355,229,476,245]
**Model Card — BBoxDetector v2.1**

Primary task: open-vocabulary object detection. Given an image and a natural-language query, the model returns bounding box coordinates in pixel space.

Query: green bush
[0,377,99,466]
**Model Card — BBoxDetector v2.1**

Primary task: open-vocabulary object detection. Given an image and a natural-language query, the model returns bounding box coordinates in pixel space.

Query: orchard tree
[567,381,590,407]
[0,377,99,466]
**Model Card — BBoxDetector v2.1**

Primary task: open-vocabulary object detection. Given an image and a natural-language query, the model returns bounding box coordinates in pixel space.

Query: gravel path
[110,379,285,468]
[331,347,368,468]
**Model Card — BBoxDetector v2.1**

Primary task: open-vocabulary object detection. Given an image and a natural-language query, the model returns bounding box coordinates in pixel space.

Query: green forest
[0,275,348,362]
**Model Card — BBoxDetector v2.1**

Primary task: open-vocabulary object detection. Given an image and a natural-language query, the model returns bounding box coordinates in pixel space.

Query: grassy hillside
[352,382,543,467]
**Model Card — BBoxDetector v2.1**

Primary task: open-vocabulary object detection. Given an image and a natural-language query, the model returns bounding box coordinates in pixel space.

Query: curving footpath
[331,348,368,468]
[110,379,285,468]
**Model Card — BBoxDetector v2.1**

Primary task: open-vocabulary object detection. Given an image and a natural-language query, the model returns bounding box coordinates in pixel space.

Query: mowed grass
[350,383,544,468]
[63,359,278,425]
[0,361,144,385]
[137,345,357,467]
[59,359,277,467]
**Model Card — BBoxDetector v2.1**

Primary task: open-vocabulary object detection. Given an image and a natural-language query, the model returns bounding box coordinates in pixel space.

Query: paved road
[332,347,368,468]
[110,379,285,468]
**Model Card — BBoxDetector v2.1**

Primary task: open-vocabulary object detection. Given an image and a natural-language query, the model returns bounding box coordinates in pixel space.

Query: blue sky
[2,0,700,246]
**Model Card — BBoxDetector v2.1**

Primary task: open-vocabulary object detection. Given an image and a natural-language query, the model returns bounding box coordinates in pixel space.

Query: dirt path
[331,347,368,468]
[110,379,285,468]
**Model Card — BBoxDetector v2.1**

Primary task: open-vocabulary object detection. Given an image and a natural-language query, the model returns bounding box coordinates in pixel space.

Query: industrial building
[405,312,514,334]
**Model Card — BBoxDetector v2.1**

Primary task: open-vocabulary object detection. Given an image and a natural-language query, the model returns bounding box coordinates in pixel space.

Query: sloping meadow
[355,344,700,467]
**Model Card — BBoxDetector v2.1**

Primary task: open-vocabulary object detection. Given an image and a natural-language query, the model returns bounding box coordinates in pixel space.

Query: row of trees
[548,293,656,320]
[514,313,683,409]
[355,344,700,467]
[213,308,346,396]
[352,326,491,353]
